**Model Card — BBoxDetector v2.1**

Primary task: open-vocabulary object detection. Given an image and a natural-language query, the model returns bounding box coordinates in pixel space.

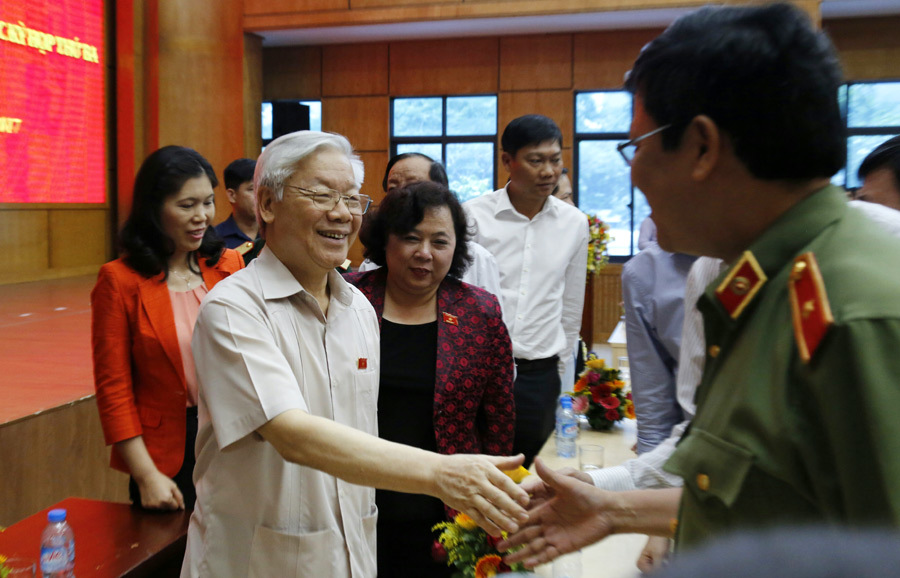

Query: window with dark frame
[390,95,498,202]
[574,90,645,260]
[837,80,900,190]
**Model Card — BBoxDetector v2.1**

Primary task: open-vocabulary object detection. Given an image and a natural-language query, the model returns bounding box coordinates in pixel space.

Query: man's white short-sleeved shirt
[181,247,381,578]
[466,187,588,362]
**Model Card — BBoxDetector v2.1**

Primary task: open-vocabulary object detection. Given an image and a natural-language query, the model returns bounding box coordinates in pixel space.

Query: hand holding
[434,453,530,536]
[499,457,613,568]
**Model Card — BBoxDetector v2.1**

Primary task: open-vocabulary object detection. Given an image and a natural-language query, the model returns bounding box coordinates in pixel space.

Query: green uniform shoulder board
[788,252,834,363]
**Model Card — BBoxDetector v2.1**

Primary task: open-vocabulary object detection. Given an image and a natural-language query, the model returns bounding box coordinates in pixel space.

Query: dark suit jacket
[91,250,243,476]
[345,269,515,455]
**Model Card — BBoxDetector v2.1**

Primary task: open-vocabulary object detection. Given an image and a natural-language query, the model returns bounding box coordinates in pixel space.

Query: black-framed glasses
[616,124,673,166]
[284,185,372,215]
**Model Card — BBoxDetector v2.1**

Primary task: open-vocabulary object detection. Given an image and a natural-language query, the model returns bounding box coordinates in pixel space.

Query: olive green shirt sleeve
[797,318,900,524]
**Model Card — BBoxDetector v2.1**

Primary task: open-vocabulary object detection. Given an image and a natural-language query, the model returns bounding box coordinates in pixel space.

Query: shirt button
[696,473,710,491]
[708,345,720,358]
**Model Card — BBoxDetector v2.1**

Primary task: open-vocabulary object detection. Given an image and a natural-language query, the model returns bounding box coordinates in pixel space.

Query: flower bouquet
[432,468,530,578]
[569,353,633,431]
[586,215,611,276]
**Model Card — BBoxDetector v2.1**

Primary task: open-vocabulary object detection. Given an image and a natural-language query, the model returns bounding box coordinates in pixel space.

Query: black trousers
[512,356,560,469]
[129,405,198,511]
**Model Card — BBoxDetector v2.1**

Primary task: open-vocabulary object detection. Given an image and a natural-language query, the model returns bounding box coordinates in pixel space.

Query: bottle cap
[47,508,67,523]
[560,395,572,409]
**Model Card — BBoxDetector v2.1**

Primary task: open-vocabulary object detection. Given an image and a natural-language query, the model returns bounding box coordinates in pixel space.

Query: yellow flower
[503,466,531,483]
[624,400,635,419]
[586,358,607,370]
[474,554,503,578]
[611,379,626,390]
[454,512,479,531]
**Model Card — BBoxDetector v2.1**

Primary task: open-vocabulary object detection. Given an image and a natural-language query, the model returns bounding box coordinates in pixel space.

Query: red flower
[599,395,621,410]
[431,540,447,562]
[588,371,601,384]
[590,383,612,402]
[606,408,621,422]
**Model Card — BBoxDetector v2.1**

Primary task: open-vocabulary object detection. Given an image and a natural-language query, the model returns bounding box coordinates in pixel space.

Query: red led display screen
[0,0,105,203]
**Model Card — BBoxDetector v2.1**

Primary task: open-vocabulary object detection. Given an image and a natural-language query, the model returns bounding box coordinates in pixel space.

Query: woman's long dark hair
[119,146,225,278]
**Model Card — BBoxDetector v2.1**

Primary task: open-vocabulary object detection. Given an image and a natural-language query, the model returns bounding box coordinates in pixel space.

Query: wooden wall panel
[245,0,344,14]
[573,29,661,90]
[390,38,499,95]
[323,43,390,96]
[826,17,900,80]
[359,150,391,204]
[49,211,109,269]
[264,46,322,100]
[157,0,246,225]
[245,33,265,159]
[500,34,573,91]
[323,97,390,151]
[591,264,622,345]
[498,90,574,144]
[0,211,49,277]
[0,398,129,526]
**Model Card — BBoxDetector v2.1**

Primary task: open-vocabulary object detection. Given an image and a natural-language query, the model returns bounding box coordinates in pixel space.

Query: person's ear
[225,188,238,204]
[501,151,513,173]
[257,186,277,227]
[688,115,720,181]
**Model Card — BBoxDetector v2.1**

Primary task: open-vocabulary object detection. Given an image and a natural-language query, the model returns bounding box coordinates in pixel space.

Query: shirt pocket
[248,524,340,578]
[666,427,754,508]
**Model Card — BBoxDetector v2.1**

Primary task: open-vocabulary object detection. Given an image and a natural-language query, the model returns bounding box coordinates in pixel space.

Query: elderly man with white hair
[181,131,528,578]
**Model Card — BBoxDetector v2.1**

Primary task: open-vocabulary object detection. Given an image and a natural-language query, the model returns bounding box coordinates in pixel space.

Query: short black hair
[859,136,900,187]
[381,152,449,192]
[223,158,256,191]
[625,3,845,181]
[120,146,224,278]
[359,180,471,279]
[501,115,563,157]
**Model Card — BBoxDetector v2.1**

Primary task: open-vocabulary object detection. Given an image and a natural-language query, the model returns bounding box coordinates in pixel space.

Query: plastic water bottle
[555,395,578,458]
[40,508,75,577]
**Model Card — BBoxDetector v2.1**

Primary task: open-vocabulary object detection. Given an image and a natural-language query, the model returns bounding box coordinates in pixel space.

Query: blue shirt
[621,242,696,453]
[215,214,254,250]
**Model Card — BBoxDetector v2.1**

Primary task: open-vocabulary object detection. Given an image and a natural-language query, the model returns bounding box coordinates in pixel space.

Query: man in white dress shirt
[181,131,528,578]
[466,115,589,467]
[357,152,502,299]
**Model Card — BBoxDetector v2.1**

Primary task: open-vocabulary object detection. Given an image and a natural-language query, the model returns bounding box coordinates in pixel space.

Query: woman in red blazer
[345,181,515,578]
[91,146,243,511]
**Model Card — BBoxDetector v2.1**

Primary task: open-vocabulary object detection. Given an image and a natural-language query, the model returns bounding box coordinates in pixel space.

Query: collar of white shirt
[255,246,354,305]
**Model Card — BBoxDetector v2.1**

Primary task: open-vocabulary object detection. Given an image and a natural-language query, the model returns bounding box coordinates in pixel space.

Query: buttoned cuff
[587,465,636,492]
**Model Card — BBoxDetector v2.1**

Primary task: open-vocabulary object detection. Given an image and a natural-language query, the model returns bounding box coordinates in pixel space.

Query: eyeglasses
[284,185,372,215]
[616,124,673,166]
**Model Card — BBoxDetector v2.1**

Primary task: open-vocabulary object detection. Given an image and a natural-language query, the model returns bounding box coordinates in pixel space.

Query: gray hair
[254,130,364,237]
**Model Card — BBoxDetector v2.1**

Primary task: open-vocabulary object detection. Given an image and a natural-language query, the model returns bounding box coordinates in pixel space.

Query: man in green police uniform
[499,2,900,566]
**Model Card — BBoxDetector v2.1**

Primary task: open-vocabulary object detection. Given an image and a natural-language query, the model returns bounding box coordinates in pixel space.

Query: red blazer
[345,269,515,456]
[91,250,243,477]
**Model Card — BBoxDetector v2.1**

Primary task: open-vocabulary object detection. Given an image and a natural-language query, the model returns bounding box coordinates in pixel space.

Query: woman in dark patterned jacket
[344,180,516,578]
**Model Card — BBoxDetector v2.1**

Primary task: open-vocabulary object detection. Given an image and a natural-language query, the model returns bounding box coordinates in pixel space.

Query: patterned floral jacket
[345,269,515,456]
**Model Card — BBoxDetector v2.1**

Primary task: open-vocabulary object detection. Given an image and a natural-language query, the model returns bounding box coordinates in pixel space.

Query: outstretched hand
[434,453,530,536]
[519,465,593,509]
[498,457,613,567]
